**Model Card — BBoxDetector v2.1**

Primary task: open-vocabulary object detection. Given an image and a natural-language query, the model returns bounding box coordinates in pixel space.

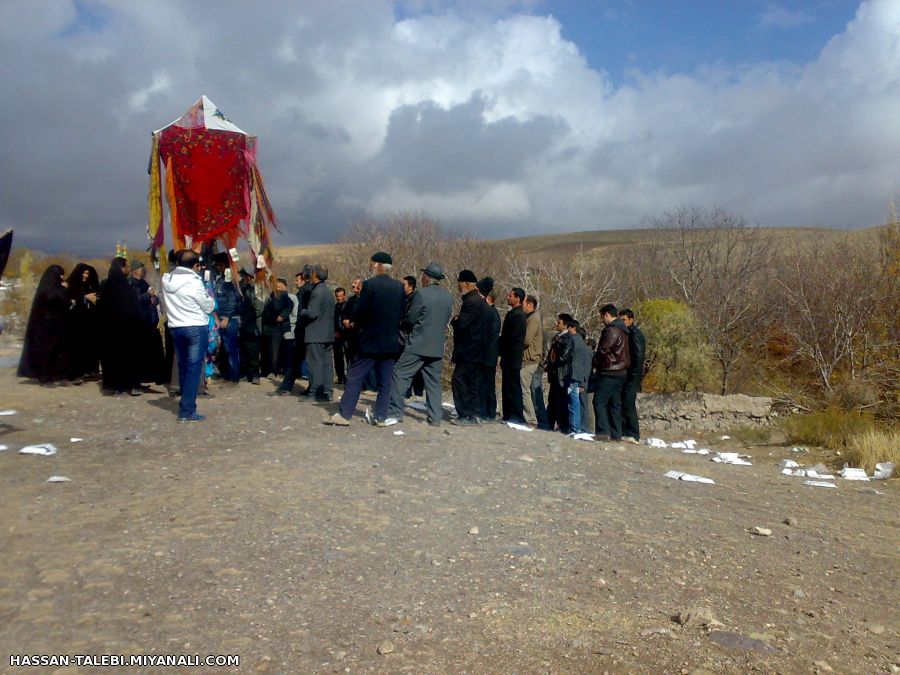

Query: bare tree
[645,205,772,394]
[499,245,615,337]
[773,233,897,407]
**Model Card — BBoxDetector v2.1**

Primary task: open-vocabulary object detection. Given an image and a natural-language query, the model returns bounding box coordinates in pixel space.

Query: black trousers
[240,329,260,380]
[452,362,481,420]
[546,376,567,432]
[477,364,497,419]
[593,374,626,440]
[278,338,307,393]
[501,365,524,422]
[621,374,643,440]
[260,328,283,377]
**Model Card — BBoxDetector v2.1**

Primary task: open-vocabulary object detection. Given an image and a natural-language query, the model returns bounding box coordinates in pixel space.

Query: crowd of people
[16,249,646,437]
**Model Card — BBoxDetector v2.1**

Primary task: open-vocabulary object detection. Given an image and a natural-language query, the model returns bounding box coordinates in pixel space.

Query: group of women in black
[17,259,165,395]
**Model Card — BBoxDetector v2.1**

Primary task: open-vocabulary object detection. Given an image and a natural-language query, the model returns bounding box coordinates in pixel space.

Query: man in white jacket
[162,250,215,422]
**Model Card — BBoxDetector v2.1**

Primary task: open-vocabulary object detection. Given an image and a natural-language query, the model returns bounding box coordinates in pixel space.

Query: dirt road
[1,359,897,673]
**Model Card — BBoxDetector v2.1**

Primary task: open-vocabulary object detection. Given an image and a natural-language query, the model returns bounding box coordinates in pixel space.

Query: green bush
[636,298,714,393]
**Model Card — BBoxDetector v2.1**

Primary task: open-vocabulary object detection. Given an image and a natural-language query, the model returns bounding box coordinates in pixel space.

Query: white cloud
[758,3,815,28]
[0,0,898,253]
[127,72,171,113]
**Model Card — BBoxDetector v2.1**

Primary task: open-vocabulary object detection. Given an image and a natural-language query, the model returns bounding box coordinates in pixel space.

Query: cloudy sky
[2,0,898,254]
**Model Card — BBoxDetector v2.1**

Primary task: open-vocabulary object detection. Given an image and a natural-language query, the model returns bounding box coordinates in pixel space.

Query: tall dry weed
[845,429,899,473]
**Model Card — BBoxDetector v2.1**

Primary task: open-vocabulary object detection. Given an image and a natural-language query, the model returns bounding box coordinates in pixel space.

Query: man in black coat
[498,287,527,425]
[332,286,348,384]
[274,266,313,395]
[450,270,486,425]
[327,253,405,426]
[476,277,500,422]
[618,308,646,443]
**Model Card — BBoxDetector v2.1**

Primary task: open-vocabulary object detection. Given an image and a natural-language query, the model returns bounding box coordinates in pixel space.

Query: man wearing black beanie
[450,270,485,425]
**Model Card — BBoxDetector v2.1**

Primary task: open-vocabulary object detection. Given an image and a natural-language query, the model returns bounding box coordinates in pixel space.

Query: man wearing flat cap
[326,252,405,426]
[450,269,486,425]
[384,262,453,426]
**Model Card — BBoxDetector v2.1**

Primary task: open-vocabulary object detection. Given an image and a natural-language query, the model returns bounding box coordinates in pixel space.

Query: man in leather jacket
[592,303,631,441]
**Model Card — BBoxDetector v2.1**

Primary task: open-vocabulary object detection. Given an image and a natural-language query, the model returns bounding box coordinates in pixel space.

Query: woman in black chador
[17,264,71,384]
[66,263,101,381]
[97,258,143,395]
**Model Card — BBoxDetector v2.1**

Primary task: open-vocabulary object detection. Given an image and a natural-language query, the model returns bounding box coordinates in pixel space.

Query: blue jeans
[566,381,581,434]
[172,324,209,418]
[220,317,241,381]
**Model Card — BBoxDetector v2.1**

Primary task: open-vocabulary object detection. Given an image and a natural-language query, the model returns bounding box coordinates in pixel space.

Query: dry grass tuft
[845,429,900,474]
[782,407,877,449]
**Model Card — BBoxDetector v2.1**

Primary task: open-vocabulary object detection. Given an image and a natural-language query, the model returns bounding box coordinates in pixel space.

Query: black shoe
[451,417,477,426]
[251,377,260,385]
[128,388,143,397]
[268,390,291,397]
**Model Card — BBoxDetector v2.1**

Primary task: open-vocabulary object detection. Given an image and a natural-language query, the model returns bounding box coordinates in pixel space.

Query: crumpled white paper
[0,409,17,416]
[665,470,715,484]
[506,422,533,432]
[839,467,869,481]
[712,452,752,466]
[804,480,837,488]
[19,443,58,456]
[671,440,697,450]
[46,476,72,483]
[571,432,594,442]
[782,468,834,479]
[873,462,894,480]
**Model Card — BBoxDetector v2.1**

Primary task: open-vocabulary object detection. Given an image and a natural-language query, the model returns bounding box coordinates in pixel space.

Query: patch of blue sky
[57,0,109,38]
[543,1,862,84]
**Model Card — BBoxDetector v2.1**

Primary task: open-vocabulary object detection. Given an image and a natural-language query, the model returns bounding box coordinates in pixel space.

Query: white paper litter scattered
[782,468,835,479]
[780,459,800,469]
[393,430,405,436]
[646,438,668,448]
[19,443,58,456]
[46,476,71,483]
[791,446,810,454]
[682,448,710,455]
[571,433,594,442]
[0,444,8,452]
[712,452,752,466]
[665,470,715,484]
[839,467,869,481]
[804,480,837,488]
[407,401,427,411]
[69,437,83,443]
[506,422,533,432]
[0,409,17,416]
[873,462,894,480]
[719,435,731,440]
[670,440,697,450]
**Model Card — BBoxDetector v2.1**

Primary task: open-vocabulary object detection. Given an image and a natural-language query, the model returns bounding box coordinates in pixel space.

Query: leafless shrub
[643,205,772,394]
[498,246,615,336]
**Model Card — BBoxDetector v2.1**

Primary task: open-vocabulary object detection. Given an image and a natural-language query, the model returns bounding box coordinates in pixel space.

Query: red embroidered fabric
[157,128,249,243]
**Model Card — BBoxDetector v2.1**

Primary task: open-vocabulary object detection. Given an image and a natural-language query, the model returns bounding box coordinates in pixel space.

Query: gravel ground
[1,352,898,674]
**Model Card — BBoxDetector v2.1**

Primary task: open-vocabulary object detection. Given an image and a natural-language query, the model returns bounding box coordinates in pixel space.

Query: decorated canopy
[147,96,277,271]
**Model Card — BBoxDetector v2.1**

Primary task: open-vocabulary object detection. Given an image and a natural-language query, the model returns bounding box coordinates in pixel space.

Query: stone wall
[638,393,773,431]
